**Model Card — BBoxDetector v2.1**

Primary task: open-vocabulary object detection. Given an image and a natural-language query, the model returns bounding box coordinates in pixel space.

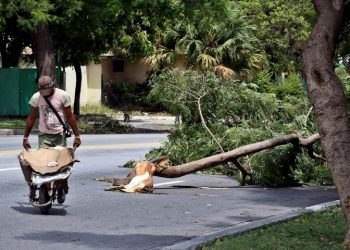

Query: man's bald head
[38,76,54,97]
[38,76,53,85]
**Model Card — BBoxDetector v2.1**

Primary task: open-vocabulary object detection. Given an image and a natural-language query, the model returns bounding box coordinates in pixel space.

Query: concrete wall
[86,62,102,104]
[101,58,151,84]
[63,62,102,106]
[63,57,151,106]
[64,66,88,106]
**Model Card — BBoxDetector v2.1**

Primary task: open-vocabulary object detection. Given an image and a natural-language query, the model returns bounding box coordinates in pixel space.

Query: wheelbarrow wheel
[39,186,52,215]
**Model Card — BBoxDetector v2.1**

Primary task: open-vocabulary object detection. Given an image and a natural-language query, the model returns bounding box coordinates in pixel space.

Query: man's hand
[73,136,81,150]
[23,138,31,151]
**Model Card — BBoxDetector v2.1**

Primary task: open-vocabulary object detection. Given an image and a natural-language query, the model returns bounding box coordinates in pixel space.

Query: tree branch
[155,133,320,178]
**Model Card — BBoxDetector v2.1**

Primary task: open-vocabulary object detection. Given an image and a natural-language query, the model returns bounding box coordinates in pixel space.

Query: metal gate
[0,68,62,116]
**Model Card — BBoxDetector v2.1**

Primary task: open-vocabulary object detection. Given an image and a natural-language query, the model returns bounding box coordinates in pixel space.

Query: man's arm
[65,106,81,149]
[23,106,38,151]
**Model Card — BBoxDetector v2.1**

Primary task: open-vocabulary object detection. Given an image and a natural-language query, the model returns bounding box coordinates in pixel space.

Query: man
[22,75,81,203]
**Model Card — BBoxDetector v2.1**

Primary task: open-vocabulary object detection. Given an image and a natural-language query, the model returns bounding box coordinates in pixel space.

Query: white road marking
[0,167,20,172]
[0,142,162,156]
[0,150,21,155]
[154,180,184,187]
[0,141,163,173]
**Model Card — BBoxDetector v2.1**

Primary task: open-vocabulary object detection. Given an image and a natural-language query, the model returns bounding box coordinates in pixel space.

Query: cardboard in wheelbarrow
[18,147,76,175]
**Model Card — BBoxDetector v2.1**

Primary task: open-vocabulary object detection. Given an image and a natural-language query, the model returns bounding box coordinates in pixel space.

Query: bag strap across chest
[44,96,67,131]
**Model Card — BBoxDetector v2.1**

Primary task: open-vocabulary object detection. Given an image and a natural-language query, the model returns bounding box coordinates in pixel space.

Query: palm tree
[144,8,266,80]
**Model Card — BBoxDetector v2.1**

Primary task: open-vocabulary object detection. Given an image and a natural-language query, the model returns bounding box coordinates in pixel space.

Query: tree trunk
[73,58,81,118]
[100,133,321,187]
[32,22,56,78]
[302,0,350,247]
[154,133,320,178]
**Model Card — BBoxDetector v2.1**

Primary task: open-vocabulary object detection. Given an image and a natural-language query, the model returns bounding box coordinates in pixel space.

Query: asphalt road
[0,134,339,250]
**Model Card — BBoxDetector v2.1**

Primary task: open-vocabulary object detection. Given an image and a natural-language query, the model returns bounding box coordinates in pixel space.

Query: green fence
[0,68,62,116]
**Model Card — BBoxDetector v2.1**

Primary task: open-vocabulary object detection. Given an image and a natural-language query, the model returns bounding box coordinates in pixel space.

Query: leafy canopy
[234,0,315,75]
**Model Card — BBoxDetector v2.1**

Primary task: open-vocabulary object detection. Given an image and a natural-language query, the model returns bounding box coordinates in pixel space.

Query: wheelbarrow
[18,146,79,214]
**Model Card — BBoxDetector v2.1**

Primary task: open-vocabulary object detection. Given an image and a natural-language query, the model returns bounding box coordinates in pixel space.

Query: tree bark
[302,0,350,247]
[32,22,56,78]
[155,133,320,178]
[73,58,82,118]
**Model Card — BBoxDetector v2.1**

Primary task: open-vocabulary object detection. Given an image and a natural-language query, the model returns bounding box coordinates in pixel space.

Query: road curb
[305,199,340,211]
[0,129,36,135]
[0,117,176,135]
[0,126,173,135]
[158,199,341,250]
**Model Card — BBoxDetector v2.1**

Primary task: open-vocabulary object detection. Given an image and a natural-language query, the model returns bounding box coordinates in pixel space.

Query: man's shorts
[38,133,67,148]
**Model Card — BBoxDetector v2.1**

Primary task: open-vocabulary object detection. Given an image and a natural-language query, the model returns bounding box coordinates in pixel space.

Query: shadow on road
[11,202,68,216]
[15,230,186,249]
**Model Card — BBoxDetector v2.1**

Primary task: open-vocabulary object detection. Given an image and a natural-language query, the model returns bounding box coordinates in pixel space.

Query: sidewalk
[118,114,176,133]
[160,199,340,250]
[0,114,177,135]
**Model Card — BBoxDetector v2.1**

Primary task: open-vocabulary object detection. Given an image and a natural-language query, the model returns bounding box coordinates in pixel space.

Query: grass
[80,104,112,115]
[0,117,29,129]
[204,206,346,250]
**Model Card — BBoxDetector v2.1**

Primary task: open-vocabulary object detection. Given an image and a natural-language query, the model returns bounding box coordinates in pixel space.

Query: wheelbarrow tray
[18,147,77,175]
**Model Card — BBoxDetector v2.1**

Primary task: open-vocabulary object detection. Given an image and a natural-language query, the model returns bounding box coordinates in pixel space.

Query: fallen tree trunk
[155,133,320,179]
[98,133,321,188]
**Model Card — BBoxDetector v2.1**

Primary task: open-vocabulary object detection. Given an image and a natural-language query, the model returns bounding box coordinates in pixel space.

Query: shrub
[248,145,300,187]
[102,81,165,112]
[293,151,333,186]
